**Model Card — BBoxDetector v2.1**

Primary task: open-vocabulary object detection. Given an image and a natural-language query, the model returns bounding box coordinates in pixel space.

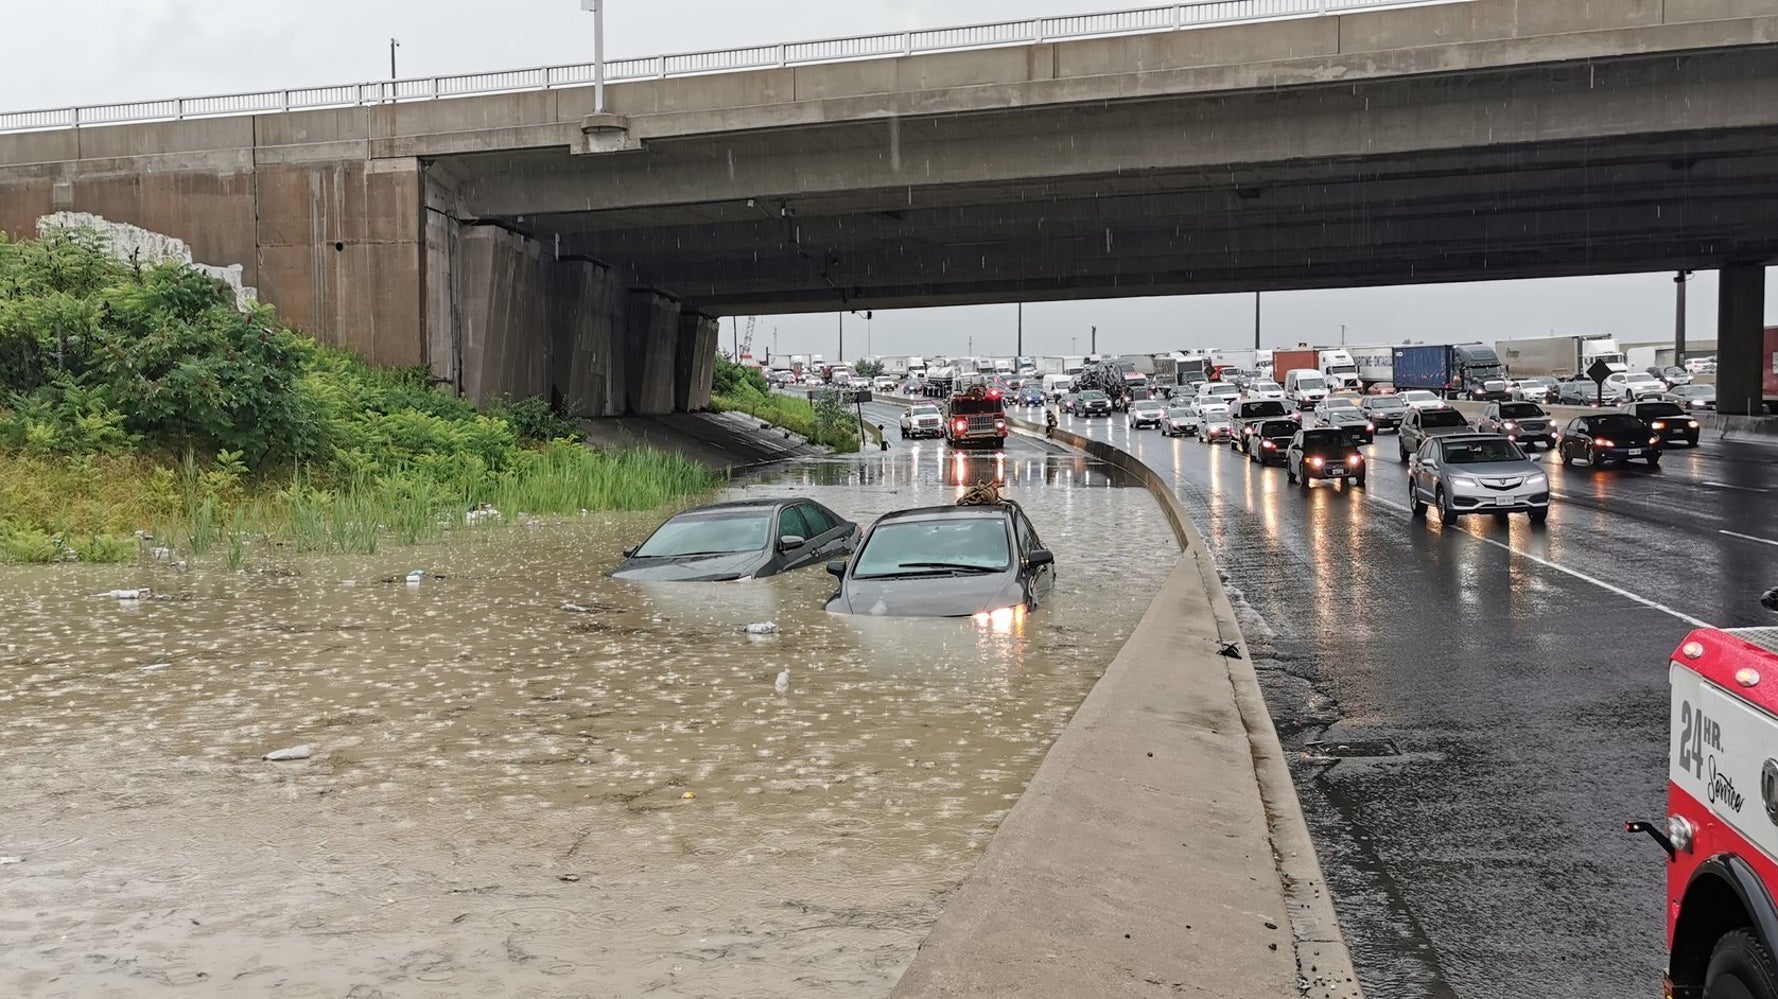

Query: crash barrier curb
[888,408,1362,998]
[1019,416,1363,999]
[1445,399,1778,440]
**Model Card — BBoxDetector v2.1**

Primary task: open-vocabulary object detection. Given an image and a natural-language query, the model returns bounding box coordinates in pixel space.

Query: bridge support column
[455,225,549,407]
[676,312,719,411]
[1715,263,1769,416]
[625,290,680,416]
[549,259,627,418]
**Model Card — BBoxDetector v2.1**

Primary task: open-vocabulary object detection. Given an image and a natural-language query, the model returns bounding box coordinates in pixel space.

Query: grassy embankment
[0,227,721,565]
[709,358,870,451]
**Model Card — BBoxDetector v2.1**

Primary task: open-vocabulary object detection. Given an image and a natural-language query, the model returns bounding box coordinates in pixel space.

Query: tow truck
[945,384,1009,450]
[1631,591,1778,998]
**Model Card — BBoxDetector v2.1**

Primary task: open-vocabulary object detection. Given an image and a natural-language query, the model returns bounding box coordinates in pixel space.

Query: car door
[797,503,843,558]
[1562,418,1589,459]
[1015,509,1054,603]
[1480,404,1499,433]
[774,505,815,571]
[1287,431,1304,473]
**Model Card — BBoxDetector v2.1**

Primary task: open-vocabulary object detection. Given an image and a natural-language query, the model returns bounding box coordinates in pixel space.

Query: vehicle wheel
[1410,482,1426,518]
[1354,475,1367,489]
[1287,465,1297,484]
[1589,450,1603,468]
[1704,929,1778,999]
[1437,488,1458,526]
[1559,447,1572,466]
[1529,509,1549,524]
[1648,454,1661,467]
[1399,443,1409,462]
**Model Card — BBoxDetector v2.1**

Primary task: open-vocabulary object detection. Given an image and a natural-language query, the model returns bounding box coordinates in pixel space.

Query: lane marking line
[1720,530,1778,548]
[1362,489,1711,629]
[1703,481,1770,494]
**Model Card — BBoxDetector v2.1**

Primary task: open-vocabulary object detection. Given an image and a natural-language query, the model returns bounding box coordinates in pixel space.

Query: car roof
[678,498,797,513]
[875,504,1011,523]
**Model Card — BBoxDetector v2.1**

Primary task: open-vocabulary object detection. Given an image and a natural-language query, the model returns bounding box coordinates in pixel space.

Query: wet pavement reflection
[0,437,1169,998]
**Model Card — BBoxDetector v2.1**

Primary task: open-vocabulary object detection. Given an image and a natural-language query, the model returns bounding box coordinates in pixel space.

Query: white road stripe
[1703,481,1770,494]
[1361,488,1711,629]
[1720,530,1778,548]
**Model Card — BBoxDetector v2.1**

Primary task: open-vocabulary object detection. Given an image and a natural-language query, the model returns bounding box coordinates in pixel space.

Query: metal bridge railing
[0,0,1464,134]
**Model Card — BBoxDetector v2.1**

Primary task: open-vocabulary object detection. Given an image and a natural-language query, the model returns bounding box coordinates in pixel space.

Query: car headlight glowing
[1449,475,1480,487]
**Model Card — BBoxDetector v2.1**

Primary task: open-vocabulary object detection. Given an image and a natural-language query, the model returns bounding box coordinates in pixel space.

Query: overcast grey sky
[7,0,1773,358]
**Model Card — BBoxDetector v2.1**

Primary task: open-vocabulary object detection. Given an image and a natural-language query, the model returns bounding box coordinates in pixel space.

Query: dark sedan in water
[612,498,858,581]
[826,502,1055,619]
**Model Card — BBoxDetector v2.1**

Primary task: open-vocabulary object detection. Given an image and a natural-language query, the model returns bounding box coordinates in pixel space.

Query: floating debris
[561,602,594,614]
[262,745,313,762]
[744,622,778,636]
[774,669,790,693]
[96,589,148,601]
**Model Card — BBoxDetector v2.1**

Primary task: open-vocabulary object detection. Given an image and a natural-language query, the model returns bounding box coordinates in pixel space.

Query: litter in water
[262,745,313,762]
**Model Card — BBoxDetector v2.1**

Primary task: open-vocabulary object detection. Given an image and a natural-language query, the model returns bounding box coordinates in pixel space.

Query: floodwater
[0,441,1172,998]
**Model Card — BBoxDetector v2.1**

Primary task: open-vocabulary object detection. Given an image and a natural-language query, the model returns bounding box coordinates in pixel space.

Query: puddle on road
[0,444,1170,998]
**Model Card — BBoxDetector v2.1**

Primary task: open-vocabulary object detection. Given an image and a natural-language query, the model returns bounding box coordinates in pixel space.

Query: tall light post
[1340,322,1347,346]
[1253,292,1262,350]
[837,311,843,362]
[1674,270,1693,359]
[1016,302,1023,359]
[390,38,401,82]
[579,0,607,113]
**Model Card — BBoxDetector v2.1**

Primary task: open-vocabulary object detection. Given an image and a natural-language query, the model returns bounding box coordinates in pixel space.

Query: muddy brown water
[0,443,1171,998]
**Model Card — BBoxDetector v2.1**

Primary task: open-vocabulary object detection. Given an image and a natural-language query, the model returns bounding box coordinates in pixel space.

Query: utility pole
[1253,292,1262,349]
[731,317,738,360]
[1674,271,1692,358]
[1016,302,1023,358]
[580,0,606,113]
[390,38,400,82]
[1090,325,1097,356]
[837,312,843,362]
[1340,322,1347,346]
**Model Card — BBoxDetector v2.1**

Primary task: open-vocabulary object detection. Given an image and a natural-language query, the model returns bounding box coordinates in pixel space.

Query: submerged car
[826,502,1055,618]
[612,498,858,581]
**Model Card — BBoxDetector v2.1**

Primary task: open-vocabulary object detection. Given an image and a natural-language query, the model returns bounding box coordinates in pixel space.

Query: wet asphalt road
[1029,404,1778,999]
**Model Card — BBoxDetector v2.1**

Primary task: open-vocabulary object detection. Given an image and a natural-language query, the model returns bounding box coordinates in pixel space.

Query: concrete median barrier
[889,416,1360,999]
[1444,399,1777,440]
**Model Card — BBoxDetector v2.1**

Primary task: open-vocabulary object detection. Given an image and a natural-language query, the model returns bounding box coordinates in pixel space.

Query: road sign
[1587,359,1615,384]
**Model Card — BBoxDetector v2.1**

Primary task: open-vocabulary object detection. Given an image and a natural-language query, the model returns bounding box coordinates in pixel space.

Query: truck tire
[1705,929,1778,999]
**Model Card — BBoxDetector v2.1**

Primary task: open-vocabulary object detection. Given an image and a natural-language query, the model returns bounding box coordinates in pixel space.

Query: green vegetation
[850,358,884,379]
[710,356,862,452]
[0,227,720,565]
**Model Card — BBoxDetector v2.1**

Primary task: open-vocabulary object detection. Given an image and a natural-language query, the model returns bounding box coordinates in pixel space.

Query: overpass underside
[2,0,1775,414]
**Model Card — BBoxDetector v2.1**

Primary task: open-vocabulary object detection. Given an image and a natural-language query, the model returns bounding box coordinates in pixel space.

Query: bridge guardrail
[0,0,1467,134]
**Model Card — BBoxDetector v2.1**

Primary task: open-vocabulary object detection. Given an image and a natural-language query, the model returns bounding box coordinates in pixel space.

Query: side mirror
[826,559,848,579]
[622,545,638,558]
[1025,550,1055,569]
[778,535,806,552]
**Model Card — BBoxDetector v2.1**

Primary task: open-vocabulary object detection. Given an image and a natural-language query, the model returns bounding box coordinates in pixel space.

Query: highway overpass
[1,0,1775,413]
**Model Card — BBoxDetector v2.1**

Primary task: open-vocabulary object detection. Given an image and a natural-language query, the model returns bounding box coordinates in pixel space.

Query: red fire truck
[945,385,1009,450]
[1632,593,1778,998]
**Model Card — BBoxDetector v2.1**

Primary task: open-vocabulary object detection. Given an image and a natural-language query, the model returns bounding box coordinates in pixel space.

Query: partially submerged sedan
[826,502,1055,618]
[612,498,858,581]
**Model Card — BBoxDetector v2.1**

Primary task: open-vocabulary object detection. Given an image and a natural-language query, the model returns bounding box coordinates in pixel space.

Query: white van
[1042,374,1075,399]
[1283,369,1330,409]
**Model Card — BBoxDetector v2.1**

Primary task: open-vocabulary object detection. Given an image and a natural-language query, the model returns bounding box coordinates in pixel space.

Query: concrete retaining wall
[890,418,1360,999]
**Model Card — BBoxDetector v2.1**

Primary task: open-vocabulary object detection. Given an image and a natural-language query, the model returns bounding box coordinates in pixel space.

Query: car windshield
[1252,381,1282,392]
[1588,415,1647,433]
[951,398,1004,415]
[1366,397,1408,410]
[1134,401,1163,412]
[1206,385,1239,396]
[1421,409,1469,428]
[1167,407,1194,417]
[1676,386,1715,398]
[1301,430,1356,452]
[851,517,1010,577]
[1203,406,1231,419]
[1639,403,1686,418]
[634,509,771,557]
[1325,399,1360,411]
[1403,391,1439,403]
[1498,403,1544,418]
[1080,391,1108,402]
[910,406,938,416]
[1260,420,1298,436]
[1242,401,1289,417]
[1294,377,1327,391]
[1440,438,1526,464]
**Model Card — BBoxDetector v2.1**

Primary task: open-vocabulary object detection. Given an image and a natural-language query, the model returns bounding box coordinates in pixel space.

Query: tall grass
[713,389,862,453]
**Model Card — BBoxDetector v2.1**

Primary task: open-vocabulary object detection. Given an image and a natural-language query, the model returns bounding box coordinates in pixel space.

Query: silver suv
[1409,434,1551,526]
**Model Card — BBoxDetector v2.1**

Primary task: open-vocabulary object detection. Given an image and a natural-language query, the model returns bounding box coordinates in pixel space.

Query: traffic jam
[851,335,1778,998]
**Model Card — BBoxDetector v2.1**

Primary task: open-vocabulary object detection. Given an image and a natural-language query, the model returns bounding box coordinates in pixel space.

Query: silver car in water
[1409,434,1551,526]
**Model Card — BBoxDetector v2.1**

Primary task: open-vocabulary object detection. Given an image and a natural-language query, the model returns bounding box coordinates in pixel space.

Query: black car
[1286,429,1366,488]
[826,502,1055,618]
[612,498,858,581]
[1359,395,1409,432]
[1622,400,1700,447]
[1477,401,1555,449]
[1555,414,1662,468]
[1664,385,1717,412]
[1232,399,1294,454]
[1075,390,1114,418]
[1248,419,1299,466]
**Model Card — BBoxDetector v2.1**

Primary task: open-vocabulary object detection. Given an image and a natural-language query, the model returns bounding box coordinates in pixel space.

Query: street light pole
[1016,302,1023,359]
[1253,292,1261,350]
[390,38,400,82]
[580,0,606,113]
[1340,322,1347,346]
[1674,270,1692,358]
[837,311,843,363]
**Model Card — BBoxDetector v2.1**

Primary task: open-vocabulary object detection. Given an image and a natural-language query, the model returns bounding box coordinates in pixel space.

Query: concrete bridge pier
[1715,262,1771,416]
[443,219,712,418]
